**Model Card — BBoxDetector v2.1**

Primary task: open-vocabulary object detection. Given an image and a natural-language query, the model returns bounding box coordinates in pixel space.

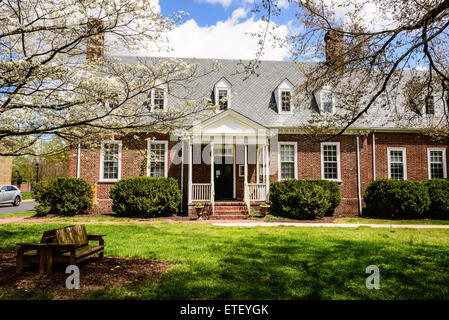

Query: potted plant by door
[259,202,270,217]
[195,202,204,219]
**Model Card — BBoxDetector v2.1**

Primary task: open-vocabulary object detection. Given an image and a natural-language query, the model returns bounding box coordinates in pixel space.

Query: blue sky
[137,0,293,60]
[132,1,395,62]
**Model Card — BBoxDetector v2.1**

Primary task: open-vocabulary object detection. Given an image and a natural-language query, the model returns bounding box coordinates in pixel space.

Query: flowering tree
[250,0,449,140]
[0,0,218,156]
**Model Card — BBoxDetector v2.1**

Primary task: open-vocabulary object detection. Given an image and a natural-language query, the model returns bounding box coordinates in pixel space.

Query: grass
[1,222,449,299]
[0,212,35,219]
[335,218,449,225]
[21,192,33,200]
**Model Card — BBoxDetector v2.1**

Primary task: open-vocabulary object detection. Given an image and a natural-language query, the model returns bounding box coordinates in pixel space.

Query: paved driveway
[0,201,37,214]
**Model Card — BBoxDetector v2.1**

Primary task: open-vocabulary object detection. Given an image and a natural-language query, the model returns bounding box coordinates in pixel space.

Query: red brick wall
[69,132,448,216]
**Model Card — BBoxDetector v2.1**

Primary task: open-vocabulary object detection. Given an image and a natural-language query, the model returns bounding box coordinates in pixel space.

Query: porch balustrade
[247,183,267,201]
[192,183,212,202]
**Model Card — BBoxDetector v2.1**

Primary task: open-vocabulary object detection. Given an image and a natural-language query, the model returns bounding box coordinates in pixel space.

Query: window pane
[430,151,444,178]
[103,143,119,180]
[389,150,404,180]
[426,96,435,115]
[149,143,166,177]
[279,144,295,179]
[281,163,294,179]
[154,88,165,109]
[322,91,333,113]
[281,91,291,112]
[280,144,294,162]
[218,90,228,110]
[323,144,338,179]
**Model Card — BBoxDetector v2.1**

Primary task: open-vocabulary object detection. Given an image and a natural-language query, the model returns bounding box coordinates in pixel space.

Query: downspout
[372,131,376,181]
[356,136,362,216]
[180,141,184,215]
[76,143,81,178]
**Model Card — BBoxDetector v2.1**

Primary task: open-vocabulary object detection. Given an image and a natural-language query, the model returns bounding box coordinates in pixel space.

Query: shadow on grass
[1,224,449,299]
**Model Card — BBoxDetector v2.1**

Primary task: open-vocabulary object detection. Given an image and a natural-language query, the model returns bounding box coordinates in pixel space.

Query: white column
[244,144,248,200]
[188,141,192,204]
[264,145,269,201]
[210,142,214,203]
[256,146,260,184]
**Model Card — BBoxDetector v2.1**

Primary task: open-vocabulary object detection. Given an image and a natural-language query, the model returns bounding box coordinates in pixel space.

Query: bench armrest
[16,243,47,250]
[88,234,105,245]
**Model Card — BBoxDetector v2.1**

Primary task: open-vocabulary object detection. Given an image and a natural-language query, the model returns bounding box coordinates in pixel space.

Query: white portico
[184,110,271,215]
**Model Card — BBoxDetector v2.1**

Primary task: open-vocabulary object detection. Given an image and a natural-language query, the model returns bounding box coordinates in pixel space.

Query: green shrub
[363,179,430,218]
[32,177,93,216]
[309,179,341,216]
[422,179,449,219]
[270,179,331,219]
[110,176,181,217]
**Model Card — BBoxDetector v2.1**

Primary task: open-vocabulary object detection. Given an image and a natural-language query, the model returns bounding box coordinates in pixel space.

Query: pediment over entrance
[191,109,267,136]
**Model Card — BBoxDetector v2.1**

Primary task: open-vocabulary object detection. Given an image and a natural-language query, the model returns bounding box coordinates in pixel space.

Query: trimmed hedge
[270,179,337,219]
[309,179,341,216]
[363,179,431,218]
[110,176,181,218]
[422,179,449,218]
[32,177,93,216]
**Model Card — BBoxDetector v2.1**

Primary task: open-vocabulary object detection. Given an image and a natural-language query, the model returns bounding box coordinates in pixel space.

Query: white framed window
[388,147,407,180]
[278,142,298,180]
[100,141,122,182]
[147,141,168,178]
[214,78,232,110]
[321,91,333,113]
[428,148,447,179]
[150,86,167,111]
[275,79,294,114]
[321,142,341,181]
[238,164,245,177]
[218,89,229,110]
[280,91,291,112]
[425,95,435,115]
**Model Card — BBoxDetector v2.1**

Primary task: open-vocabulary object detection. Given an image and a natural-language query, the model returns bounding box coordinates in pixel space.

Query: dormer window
[218,89,228,110]
[425,95,435,115]
[313,88,334,114]
[214,77,232,111]
[154,88,165,110]
[150,85,167,111]
[275,79,294,114]
[281,91,291,112]
[322,91,333,113]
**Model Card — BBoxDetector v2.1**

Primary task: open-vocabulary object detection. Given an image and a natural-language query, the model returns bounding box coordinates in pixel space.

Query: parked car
[0,185,22,206]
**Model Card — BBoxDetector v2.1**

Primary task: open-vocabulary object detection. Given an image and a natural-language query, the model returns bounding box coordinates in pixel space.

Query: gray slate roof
[111,55,439,131]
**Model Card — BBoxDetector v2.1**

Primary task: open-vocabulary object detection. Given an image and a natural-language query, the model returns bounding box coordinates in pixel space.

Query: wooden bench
[16,225,105,274]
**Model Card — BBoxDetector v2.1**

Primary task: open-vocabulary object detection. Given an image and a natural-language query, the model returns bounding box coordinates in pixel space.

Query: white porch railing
[247,183,267,201]
[192,183,212,201]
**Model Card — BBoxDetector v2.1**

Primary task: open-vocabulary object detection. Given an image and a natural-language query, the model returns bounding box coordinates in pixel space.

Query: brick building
[68,55,448,218]
[0,157,12,185]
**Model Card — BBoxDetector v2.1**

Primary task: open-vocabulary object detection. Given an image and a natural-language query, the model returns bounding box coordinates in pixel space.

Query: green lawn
[335,218,449,225]
[0,212,35,219]
[21,192,33,200]
[1,222,449,299]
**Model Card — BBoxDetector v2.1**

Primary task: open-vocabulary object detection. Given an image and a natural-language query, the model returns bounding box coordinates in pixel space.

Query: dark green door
[214,161,233,200]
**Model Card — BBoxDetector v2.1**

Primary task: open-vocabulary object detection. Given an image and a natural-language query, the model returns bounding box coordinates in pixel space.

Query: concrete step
[209,214,247,220]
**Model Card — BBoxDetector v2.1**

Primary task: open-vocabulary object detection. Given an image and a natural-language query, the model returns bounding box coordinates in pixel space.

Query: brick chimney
[324,29,344,68]
[86,18,104,62]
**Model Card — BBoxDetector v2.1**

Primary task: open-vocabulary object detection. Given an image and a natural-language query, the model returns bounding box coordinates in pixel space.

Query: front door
[214,162,233,200]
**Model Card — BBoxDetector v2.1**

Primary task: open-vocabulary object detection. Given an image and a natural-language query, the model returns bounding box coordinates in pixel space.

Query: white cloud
[323,0,396,31]
[195,0,233,7]
[124,8,291,60]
